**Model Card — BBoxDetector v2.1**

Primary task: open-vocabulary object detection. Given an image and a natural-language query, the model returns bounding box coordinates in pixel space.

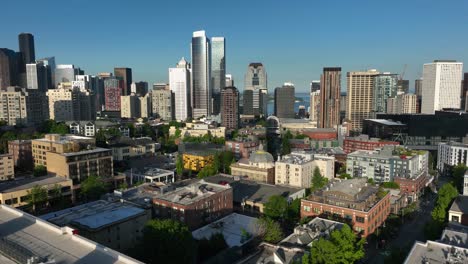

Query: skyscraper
[26,62,48,91]
[415,78,423,97]
[397,79,409,93]
[37,57,56,89]
[373,73,398,113]
[131,81,148,96]
[151,85,174,121]
[421,60,463,114]
[244,63,268,116]
[310,80,320,92]
[309,90,320,122]
[211,37,225,115]
[104,77,123,112]
[461,73,468,111]
[319,67,341,128]
[18,33,35,65]
[0,48,19,89]
[169,57,191,121]
[191,30,211,119]
[225,74,234,87]
[346,69,380,131]
[55,64,82,87]
[114,67,132,96]
[221,86,239,130]
[274,83,295,118]
[0,87,48,126]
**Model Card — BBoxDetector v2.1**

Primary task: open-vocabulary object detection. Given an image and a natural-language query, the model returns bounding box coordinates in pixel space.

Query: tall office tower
[397,79,409,93]
[139,93,152,118]
[221,86,239,130]
[243,89,254,115]
[120,94,141,118]
[26,62,49,91]
[373,73,398,113]
[211,37,225,115]
[18,33,35,66]
[244,63,268,116]
[340,93,347,122]
[346,69,380,131]
[386,93,417,114]
[225,74,234,87]
[310,80,320,92]
[0,48,19,89]
[114,67,132,96]
[36,57,56,89]
[415,78,423,97]
[421,60,463,114]
[0,87,48,125]
[319,67,341,128]
[461,73,468,111]
[309,90,320,122]
[131,81,148,96]
[274,82,295,118]
[47,84,95,121]
[104,77,123,112]
[55,64,82,87]
[151,85,174,120]
[191,30,211,119]
[169,57,191,121]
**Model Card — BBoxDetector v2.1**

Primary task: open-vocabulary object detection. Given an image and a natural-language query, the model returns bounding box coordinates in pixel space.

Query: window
[355,216,365,223]
[304,206,311,212]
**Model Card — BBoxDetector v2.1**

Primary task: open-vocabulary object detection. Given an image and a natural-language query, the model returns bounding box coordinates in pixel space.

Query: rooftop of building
[440,225,468,249]
[442,141,468,148]
[404,240,468,264]
[33,134,93,144]
[249,150,274,164]
[0,176,71,193]
[449,195,468,214]
[107,136,156,148]
[366,119,406,126]
[239,243,304,264]
[203,174,304,204]
[192,213,260,248]
[277,153,313,165]
[345,134,399,143]
[324,178,375,197]
[7,139,31,144]
[153,179,231,206]
[40,200,146,231]
[129,167,173,177]
[348,145,426,159]
[0,205,143,264]
[280,218,344,249]
[59,147,111,157]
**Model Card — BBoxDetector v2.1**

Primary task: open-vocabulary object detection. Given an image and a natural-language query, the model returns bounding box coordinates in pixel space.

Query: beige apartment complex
[47,84,95,121]
[0,86,49,126]
[346,70,380,131]
[386,93,417,114]
[0,154,14,181]
[32,134,113,186]
[230,150,275,184]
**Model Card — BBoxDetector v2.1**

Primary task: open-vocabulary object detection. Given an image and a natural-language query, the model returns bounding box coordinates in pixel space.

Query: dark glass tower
[114,67,132,96]
[18,33,35,66]
[211,37,225,115]
[274,83,295,118]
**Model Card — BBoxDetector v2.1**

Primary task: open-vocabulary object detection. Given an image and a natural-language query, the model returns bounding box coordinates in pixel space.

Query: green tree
[339,173,352,179]
[81,175,108,201]
[127,123,136,137]
[452,164,468,192]
[196,233,228,262]
[287,198,301,222]
[257,119,267,127]
[133,219,196,264]
[95,129,108,147]
[281,130,293,155]
[26,185,48,214]
[33,165,48,177]
[381,182,399,189]
[257,217,284,243]
[304,224,364,264]
[50,122,69,135]
[263,195,288,220]
[197,164,217,179]
[0,131,17,153]
[176,155,184,177]
[311,167,328,192]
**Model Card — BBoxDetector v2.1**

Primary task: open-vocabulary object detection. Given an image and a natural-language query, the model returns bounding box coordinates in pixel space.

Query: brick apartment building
[343,135,399,154]
[394,173,427,202]
[8,140,33,171]
[301,178,391,237]
[225,138,259,159]
[153,179,233,230]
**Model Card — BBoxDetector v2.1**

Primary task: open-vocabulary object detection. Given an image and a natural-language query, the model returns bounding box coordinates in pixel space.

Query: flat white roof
[0,205,143,264]
[192,213,259,247]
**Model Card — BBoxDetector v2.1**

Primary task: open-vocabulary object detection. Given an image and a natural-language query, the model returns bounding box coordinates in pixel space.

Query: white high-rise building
[169,57,191,121]
[421,60,463,114]
[191,30,211,119]
[309,90,320,122]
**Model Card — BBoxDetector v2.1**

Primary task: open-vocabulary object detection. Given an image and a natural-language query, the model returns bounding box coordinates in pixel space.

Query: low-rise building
[204,174,305,214]
[107,136,159,161]
[343,134,399,154]
[346,146,428,183]
[0,204,143,264]
[170,122,226,139]
[0,176,73,207]
[386,189,408,215]
[437,142,468,174]
[182,150,215,172]
[448,196,468,226]
[124,167,174,184]
[225,138,260,159]
[301,178,391,237]
[41,200,151,251]
[394,173,428,202]
[68,121,96,136]
[8,139,32,171]
[230,150,275,184]
[152,179,233,230]
[0,154,14,181]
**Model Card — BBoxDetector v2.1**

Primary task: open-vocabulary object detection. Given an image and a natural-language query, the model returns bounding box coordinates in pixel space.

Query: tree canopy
[281,130,293,155]
[80,175,108,201]
[263,195,288,221]
[26,185,48,213]
[33,165,47,177]
[452,164,468,192]
[257,217,284,243]
[311,167,328,192]
[381,181,399,189]
[303,224,365,264]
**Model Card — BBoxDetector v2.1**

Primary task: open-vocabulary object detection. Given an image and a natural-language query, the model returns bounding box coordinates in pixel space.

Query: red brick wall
[343,139,399,154]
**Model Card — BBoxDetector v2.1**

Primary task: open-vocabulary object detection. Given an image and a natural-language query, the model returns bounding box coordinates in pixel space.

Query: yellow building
[0,176,73,207]
[183,151,214,171]
[0,154,14,181]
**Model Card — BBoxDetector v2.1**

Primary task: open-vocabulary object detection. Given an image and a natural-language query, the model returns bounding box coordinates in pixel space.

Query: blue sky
[1,0,467,92]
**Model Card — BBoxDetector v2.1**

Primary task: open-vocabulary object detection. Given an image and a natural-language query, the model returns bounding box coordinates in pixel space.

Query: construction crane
[399,64,407,80]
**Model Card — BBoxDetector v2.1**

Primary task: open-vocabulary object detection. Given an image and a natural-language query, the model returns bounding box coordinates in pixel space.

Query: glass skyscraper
[191,30,211,118]
[210,37,225,115]
[373,73,398,113]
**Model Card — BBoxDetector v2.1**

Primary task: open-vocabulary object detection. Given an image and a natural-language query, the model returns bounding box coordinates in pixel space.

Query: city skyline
[1,1,467,92]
